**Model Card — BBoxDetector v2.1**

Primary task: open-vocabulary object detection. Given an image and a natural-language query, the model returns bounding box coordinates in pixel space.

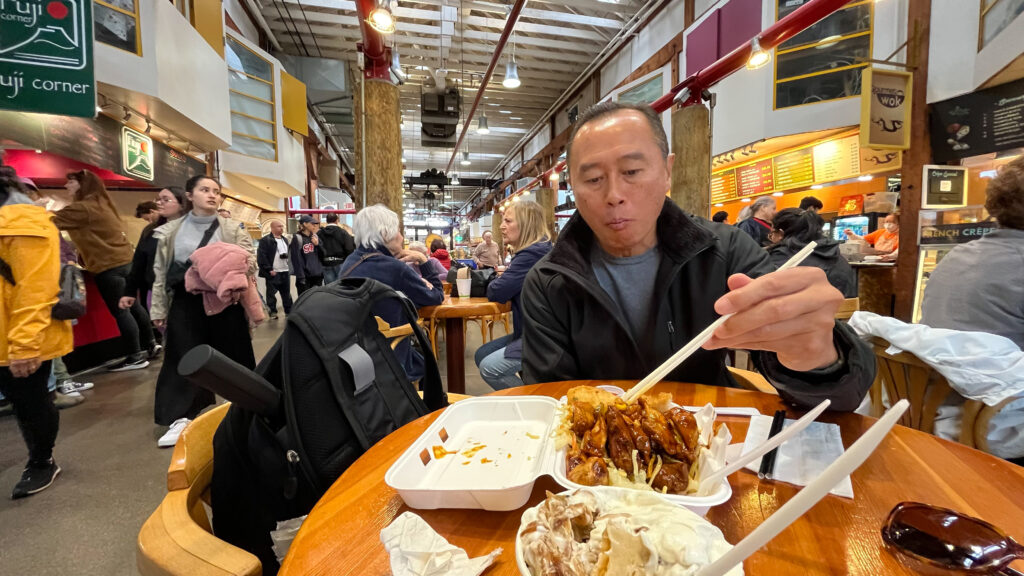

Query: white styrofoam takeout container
[385,395,732,515]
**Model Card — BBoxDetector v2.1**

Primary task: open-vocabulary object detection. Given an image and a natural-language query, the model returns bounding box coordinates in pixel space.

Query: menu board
[773,148,814,189]
[930,77,1024,162]
[710,169,737,203]
[812,135,860,182]
[736,159,774,197]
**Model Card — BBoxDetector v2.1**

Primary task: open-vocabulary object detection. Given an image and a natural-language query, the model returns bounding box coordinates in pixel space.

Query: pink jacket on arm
[185,243,265,325]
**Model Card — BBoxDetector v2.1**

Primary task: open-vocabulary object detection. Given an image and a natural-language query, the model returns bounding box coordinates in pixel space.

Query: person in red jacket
[430,238,452,270]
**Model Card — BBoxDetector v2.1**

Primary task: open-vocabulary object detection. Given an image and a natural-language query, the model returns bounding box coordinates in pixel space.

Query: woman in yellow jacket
[0,168,73,499]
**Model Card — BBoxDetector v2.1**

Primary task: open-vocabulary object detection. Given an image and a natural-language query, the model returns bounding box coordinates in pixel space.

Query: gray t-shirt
[174,212,222,263]
[591,244,660,341]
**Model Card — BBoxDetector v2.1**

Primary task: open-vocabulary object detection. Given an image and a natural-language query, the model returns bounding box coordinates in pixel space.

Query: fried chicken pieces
[562,387,701,495]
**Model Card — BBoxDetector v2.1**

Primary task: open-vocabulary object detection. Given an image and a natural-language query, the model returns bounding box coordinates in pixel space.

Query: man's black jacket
[318,225,355,265]
[521,199,874,411]
[256,234,289,279]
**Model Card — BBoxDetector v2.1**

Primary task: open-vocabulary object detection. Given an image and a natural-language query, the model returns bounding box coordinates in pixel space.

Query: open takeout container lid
[384,396,732,513]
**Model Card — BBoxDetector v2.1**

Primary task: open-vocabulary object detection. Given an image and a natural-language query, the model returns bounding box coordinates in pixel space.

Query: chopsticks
[695,399,910,576]
[621,241,818,403]
[758,410,786,480]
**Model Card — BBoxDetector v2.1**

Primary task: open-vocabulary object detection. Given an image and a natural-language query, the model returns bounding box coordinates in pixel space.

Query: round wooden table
[279,381,1024,575]
[419,297,510,394]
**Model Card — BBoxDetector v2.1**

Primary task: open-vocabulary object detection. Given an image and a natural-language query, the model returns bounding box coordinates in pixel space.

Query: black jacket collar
[547,197,717,276]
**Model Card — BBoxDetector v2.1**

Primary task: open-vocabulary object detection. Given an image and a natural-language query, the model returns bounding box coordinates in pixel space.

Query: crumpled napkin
[380,511,502,576]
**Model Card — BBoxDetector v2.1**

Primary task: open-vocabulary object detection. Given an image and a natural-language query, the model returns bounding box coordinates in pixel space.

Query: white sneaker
[157,418,191,448]
[57,380,94,395]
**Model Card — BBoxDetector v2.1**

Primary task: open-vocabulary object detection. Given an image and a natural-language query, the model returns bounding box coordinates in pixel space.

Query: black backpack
[190,278,447,574]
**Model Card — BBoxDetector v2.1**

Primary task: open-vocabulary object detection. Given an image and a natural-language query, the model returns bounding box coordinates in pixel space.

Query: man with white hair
[407,240,448,285]
[340,205,444,381]
[472,230,501,269]
[736,196,776,246]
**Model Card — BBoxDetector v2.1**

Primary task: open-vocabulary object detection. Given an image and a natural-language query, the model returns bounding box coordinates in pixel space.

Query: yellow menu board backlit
[812,135,860,182]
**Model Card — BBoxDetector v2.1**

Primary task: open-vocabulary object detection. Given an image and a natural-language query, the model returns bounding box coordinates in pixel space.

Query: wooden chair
[868,337,956,434]
[485,311,512,340]
[835,297,860,321]
[728,366,778,395]
[376,316,415,350]
[138,403,261,576]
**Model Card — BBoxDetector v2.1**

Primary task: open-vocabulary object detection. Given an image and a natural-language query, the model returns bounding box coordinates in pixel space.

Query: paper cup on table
[456,278,471,298]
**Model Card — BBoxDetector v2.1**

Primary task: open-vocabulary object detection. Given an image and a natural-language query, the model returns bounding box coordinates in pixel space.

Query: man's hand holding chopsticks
[703,267,842,372]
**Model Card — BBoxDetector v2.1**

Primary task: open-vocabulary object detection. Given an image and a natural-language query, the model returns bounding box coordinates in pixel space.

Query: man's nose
[605,175,628,206]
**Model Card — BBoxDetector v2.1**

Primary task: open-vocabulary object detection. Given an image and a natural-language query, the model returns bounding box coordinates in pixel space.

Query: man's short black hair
[136,201,158,218]
[712,211,728,223]
[326,213,339,224]
[799,196,823,210]
[567,101,668,169]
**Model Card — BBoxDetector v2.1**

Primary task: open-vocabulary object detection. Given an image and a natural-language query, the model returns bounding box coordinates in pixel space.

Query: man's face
[271,221,284,236]
[483,231,493,244]
[568,110,673,257]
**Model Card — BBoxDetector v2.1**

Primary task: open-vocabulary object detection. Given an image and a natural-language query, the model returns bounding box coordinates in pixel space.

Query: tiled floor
[0,309,508,575]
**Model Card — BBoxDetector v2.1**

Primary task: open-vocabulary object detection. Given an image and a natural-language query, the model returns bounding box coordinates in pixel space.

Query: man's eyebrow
[577,152,647,174]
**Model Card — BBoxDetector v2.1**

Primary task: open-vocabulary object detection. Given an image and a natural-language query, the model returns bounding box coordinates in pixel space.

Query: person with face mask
[150,175,257,448]
[846,213,900,260]
[290,215,324,295]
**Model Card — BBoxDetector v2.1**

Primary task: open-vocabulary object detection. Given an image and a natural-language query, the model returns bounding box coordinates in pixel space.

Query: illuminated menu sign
[736,159,774,197]
[812,135,861,182]
[773,148,814,189]
[710,169,737,203]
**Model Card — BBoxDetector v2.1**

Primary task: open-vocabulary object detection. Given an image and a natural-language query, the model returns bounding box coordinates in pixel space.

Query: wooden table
[418,297,510,394]
[279,381,1024,576]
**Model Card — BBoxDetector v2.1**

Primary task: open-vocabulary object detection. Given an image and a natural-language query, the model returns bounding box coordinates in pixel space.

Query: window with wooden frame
[773,0,873,110]
[226,35,277,161]
[980,0,1024,50]
[94,0,141,55]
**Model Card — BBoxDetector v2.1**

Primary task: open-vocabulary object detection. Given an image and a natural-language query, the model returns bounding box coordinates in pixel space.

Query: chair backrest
[139,402,261,576]
[376,316,414,349]
[835,297,860,320]
[727,366,778,395]
[869,336,954,434]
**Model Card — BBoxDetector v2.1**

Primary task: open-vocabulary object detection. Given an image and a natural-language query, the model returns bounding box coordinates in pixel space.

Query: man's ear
[665,153,675,179]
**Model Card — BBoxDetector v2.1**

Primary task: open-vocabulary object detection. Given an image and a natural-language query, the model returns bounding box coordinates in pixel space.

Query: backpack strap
[339,252,380,279]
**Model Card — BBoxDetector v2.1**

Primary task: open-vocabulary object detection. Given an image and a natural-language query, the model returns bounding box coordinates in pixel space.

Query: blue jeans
[322,264,343,284]
[474,334,522,391]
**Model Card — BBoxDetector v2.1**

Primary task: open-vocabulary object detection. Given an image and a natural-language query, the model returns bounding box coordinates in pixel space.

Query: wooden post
[893,0,932,321]
[353,78,403,219]
[492,208,504,250]
[535,187,557,239]
[670,103,711,218]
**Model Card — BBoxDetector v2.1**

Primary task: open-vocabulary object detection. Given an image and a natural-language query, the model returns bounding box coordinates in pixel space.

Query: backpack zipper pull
[284,450,300,499]
[668,321,677,349]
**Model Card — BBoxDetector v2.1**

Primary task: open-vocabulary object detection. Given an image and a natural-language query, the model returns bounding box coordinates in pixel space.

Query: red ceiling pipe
[651,0,850,111]
[284,208,358,216]
[355,0,391,80]
[445,0,527,173]
[494,0,850,203]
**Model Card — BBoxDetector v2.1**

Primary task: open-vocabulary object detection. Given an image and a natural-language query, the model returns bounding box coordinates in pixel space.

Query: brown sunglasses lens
[883,503,1018,571]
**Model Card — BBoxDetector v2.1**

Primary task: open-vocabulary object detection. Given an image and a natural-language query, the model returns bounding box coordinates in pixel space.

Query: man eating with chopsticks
[521,102,874,411]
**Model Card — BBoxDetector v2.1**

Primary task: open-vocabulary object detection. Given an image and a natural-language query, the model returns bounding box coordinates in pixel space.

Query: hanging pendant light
[461,151,471,166]
[367,0,396,34]
[477,114,490,135]
[503,57,520,89]
[746,38,770,70]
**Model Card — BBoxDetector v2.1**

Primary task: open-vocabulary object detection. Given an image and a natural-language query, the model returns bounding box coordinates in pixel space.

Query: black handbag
[0,258,86,320]
[446,264,495,297]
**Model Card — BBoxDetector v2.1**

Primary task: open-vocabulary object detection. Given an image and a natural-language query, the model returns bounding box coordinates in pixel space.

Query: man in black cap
[289,215,323,295]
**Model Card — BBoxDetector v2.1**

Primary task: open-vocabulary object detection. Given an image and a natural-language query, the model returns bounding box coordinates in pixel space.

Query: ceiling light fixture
[461,151,471,166]
[549,171,560,183]
[503,30,521,89]
[367,0,396,34]
[452,174,460,186]
[811,184,824,190]
[858,174,874,182]
[477,114,490,135]
[122,106,132,121]
[746,38,771,70]
[145,119,152,134]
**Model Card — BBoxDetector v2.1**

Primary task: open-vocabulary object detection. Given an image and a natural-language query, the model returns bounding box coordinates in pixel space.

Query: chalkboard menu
[710,169,737,203]
[737,159,774,196]
[0,110,205,186]
[930,77,1024,162]
[922,165,968,209]
[773,148,814,189]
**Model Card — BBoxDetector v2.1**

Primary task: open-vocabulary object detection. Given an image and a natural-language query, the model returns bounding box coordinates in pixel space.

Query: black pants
[296,275,323,296]
[264,272,293,314]
[94,264,156,356]
[155,290,256,426]
[0,361,58,463]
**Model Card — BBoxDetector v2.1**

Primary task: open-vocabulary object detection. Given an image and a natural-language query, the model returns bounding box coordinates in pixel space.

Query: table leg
[445,317,465,394]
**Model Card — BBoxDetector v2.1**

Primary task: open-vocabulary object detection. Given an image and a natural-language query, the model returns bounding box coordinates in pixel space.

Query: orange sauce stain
[432,446,458,459]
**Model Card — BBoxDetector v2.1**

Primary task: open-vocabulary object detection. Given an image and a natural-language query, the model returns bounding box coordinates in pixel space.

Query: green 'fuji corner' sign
[122,126,154,180]
[0,0,95,117]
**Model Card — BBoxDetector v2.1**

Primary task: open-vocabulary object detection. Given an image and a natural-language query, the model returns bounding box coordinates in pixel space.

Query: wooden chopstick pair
[621,241,819,404]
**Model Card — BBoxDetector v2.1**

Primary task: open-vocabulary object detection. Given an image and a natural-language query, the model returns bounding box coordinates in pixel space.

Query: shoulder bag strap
[339,252,380,280]
[197,218,221,250]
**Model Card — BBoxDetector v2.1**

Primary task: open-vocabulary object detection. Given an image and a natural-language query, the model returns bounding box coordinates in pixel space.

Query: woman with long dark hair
[119,186,189,315]
[150,175,256,448]
[473,200,553,390]
[52,170,157,371]
[0,167,73,498]
[768,207,858,298]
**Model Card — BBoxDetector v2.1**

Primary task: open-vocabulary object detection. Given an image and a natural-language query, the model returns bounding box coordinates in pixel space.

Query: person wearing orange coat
[0,168,73,499]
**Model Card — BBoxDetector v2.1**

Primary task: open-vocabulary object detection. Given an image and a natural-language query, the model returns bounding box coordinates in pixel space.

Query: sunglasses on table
[883,502,1024,575]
